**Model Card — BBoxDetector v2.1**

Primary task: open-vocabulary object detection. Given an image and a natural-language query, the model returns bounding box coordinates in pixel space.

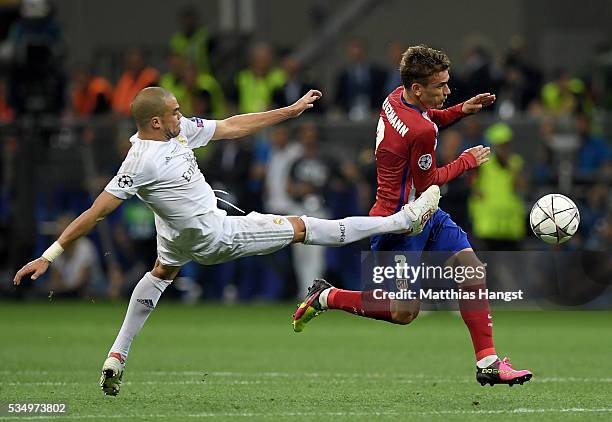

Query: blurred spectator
[3,0,65,115]
[498,37,543,117]
[46,214,104,298]
[288,122,339,215]
[288,122,342,294]
[384,41,405,94]
[235,43,285,113]
[159,51,192,116]
[112,48,159,116]
[584,211,612,251]
[438,129,472,230]
[169,5,214,74]
[355,147,377,211]
[579,183,609,245]
[252,125,303,299]
[204,136,259,212]
[70,64,113,117]
[469,123,526,250]
[184,62,226,119]
[540,69,588,115]
[459,43,503,106]
[261,125,302,215]
[160,56,225,119]
[272,56,322,113]
[334,38,386,121]
[574,112,612,178]
[531,117,557,186]
[597,45,612,110]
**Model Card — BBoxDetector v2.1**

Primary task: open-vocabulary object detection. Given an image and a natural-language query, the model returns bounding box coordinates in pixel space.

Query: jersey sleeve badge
[418,154,432,170]
[117,174,134,188]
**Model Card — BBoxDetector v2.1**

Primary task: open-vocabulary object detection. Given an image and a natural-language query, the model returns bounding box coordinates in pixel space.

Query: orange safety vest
[72,77,114,116]
[112,67,159,115]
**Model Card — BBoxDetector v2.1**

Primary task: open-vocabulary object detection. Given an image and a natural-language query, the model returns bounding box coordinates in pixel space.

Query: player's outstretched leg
[300,185,440,247]
[293,278,420,332]
[476,357,533,387]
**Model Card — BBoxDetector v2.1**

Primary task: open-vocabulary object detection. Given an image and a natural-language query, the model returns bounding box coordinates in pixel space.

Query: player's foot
[100,353,125,396]
[476,357,532,387]
[403,185,440,235]
[292,278,334,333]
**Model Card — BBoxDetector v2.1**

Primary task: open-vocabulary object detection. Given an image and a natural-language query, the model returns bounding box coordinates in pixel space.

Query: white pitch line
[1,408,612,420]
[3,372,612,387]
[4,377,612,387]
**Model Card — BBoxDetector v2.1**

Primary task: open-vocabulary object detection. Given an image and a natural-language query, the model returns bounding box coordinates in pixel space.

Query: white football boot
[402,185,440,236]
[100,354,125,396]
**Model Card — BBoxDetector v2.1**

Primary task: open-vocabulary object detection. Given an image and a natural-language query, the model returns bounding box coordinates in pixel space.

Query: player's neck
[137,130,169,142]
[402,88,426,111]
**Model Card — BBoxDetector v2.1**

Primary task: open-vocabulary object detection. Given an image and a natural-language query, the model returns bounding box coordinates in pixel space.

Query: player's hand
[13,257,50,285]
[290,89,323,117]
[464,145,491,166]
[461,93,496,114]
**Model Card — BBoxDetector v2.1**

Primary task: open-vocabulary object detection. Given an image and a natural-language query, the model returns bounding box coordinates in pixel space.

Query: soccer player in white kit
[13,87,441,396]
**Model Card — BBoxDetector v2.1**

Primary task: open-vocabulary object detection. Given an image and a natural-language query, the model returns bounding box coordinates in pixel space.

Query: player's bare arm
[461,93,496,114]
[13,191,123,285]
[211,89,322,140]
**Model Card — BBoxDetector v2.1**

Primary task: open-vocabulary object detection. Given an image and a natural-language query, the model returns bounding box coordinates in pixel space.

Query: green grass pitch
[0,302,611,421]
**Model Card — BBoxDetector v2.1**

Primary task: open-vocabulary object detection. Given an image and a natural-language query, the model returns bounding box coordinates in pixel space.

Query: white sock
[318,288,332,309]
[476,354,499,368]
[300,213,408,246]
[109,272,172,361]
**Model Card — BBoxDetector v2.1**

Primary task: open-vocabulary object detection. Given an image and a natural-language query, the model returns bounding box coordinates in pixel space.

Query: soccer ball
[529,194,580,244]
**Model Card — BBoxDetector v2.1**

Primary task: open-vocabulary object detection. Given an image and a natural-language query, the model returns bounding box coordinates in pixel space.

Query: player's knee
[287,216,306,243]
[150,260,181,281]
[391,309,420,325]
[449,249,487,286]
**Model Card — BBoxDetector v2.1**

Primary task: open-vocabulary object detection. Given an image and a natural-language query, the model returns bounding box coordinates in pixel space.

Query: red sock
[459,284,496,361]
[327,289,393,322]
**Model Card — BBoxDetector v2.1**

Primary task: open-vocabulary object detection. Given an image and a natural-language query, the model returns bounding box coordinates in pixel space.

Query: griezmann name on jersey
[370,87,478,217]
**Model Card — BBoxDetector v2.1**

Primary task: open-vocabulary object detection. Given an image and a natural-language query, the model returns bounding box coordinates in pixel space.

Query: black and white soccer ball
[529,194,580,244]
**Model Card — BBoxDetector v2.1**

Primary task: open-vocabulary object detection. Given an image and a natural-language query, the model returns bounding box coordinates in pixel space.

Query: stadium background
[1,0,610,303]
[0,1,611,420]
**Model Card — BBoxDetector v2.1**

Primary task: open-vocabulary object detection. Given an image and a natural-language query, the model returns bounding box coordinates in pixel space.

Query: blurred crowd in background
[0,1,610,302]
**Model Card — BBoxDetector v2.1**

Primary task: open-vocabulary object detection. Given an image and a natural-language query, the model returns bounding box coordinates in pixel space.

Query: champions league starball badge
[117,174,134,188]
[418,154,432,170]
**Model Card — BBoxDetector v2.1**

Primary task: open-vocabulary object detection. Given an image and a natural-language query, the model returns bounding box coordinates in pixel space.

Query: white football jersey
[105,116,222,240]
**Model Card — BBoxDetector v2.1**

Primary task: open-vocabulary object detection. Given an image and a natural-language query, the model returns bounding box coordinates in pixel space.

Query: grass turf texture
[0,302,611,421]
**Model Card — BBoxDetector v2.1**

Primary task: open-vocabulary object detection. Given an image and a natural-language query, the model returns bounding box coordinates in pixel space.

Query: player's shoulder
[382,87,403,108]
[383,88,419,119]
[119,136,161,175]
[181,115,214,130]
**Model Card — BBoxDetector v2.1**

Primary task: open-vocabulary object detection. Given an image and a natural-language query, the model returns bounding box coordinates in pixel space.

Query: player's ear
[151,116,162,129]
[411,82,422,97]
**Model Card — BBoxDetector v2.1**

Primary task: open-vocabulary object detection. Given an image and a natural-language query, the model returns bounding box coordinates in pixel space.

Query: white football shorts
[156,211,295,267]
